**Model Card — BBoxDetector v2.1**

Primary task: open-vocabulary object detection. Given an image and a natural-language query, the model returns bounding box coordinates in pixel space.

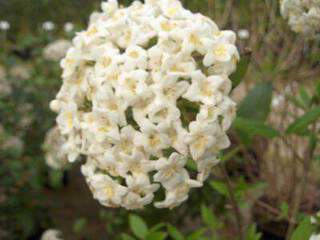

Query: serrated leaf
[291,217,315,240]
[167,224,184,240]
[286,107,320,135]
[238,81,273,121]
[233,117,280,138]
[129,214,148,239]
[231,51,251,89]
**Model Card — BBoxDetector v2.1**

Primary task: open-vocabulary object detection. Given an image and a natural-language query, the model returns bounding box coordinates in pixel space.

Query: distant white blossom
[42,21,55,31]
[43,39,72,61]
[1,136,24,153]
[43,127,70,170]
[237,29,250,40]
[9,65,30,80]
[310,234,320,240]
[64,22,74,33]
[50,0,239,209]
[280,0,320,38]
[0,21,10,31]
[41,229,63,240]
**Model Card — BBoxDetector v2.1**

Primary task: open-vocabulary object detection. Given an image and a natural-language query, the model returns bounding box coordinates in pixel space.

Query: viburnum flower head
[50,0,239,209]
[280,0,320,38]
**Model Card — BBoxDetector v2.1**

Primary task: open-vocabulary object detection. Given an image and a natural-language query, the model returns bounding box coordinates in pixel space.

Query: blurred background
[0,0,320,239]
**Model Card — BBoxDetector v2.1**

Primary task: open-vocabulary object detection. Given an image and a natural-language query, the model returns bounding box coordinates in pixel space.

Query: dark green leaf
[286,107,320,135]
[209,181,229,197]
[73,218,87,234]
[230,51,251,89]
[200,205,219,229]
[298,87,312,108]
[233,117,280,138]
[187,228,206,240]
[149,223,166,233]
[238,81,273,121]
[167,224,184,240]
[129,214,148,239]
[145,232,167,240]
[48,170,64,189]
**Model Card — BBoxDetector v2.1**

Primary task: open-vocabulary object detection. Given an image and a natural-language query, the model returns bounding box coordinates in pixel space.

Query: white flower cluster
[50,0,238,209]
[43,39,72,61]
[43,127,69,170]
[280,0,320,38]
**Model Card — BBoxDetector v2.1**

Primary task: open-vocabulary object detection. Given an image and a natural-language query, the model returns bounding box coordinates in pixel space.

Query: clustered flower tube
[280,0,320,38]
[50,0,239,209]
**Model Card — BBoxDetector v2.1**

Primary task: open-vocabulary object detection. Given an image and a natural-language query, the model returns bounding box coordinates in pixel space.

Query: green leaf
[233,117,280,138]
[149,223,166,232]
[129,214,148,239]
[187,228,206,240]
[286,107,320,135]
[73,218,87,234]
[298,87,312,108]
[245,224,262,240]
[145,232,167,240]
[167,224,184,240]
[186,158,197,171]
[316,81,320,97]
[200,205,219,229]
[291,217,315,240]
[121,234,136,240]
[48,170,64,189]
[209,181,229,197]
[279,202,289,219]
[230,51,251,89]
[238,81,273,121]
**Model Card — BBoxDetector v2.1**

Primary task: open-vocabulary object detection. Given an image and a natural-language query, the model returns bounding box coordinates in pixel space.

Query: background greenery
[0,0,319,239]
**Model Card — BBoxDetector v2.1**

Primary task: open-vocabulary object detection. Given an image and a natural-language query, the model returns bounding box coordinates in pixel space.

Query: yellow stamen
[213,45,227,57]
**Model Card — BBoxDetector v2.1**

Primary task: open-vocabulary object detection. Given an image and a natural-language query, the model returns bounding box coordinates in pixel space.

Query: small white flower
[43,127,70,170]
[123,174,159,209]
[41,229,63,240]
[310,234,320,240]
[43,39,72,61]
[183,71,232,105]
[42,21,55,31]
[64,22,74,32]
[187,121,220,160]
[89,174,127,207]
[237,29,250,40]
[0,21,10,31]
[203,42,239,66]
[154,153,187,183]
